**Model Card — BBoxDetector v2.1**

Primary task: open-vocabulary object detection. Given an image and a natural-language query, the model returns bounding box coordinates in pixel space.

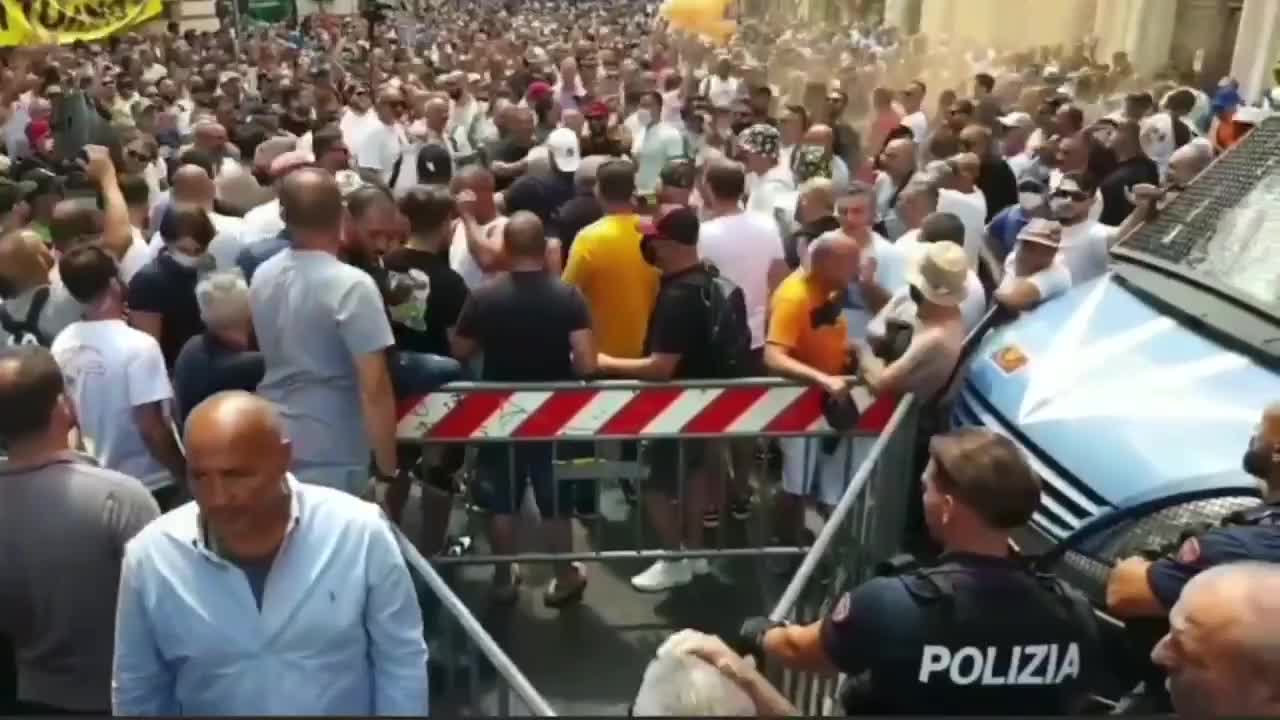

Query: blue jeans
[390,351,465,398]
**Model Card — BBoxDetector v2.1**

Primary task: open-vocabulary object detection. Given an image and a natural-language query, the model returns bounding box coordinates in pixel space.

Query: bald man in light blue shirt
[111,392,427,716]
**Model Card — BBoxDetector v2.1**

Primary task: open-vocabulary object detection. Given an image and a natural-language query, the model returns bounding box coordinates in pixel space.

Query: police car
[954,115,1280,605]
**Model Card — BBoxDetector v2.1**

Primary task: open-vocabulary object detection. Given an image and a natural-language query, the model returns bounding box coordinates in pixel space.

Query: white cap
[219,70,242,85]
[546,127,581,173]
[998,111,1033,129]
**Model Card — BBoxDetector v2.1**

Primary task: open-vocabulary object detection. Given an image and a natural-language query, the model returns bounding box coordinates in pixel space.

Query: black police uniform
[1146,500,1280,610]
[819,552,1100,715]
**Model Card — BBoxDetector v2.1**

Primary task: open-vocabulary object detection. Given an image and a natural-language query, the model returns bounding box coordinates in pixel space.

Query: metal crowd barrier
[764,396,921,716]
[396,377,904,566]
[394,525,558,717]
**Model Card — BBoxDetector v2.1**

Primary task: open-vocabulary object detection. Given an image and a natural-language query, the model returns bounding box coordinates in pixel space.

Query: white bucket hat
[908,241,969,307]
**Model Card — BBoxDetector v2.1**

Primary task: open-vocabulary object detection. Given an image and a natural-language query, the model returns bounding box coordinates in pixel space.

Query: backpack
[0,286,52,347]
[700,262,752,378]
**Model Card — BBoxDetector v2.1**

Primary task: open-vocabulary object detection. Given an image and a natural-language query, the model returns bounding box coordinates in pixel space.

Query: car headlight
[1047,495,1260,605]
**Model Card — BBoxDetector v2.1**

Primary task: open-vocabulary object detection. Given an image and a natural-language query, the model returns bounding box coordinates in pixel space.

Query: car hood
[966,274,1273,507]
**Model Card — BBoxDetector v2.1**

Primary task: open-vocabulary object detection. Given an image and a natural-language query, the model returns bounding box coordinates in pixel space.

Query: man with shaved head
[112,391,428,716]
[451,212,597,606]
[766,229,862,546]
[449,165,508,289]
[1153,562,1280,717]
[0,346,158,714]
[249,168,399,496]
[0,228,81,346]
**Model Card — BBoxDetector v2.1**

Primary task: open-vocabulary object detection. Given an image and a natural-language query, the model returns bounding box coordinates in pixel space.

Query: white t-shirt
[938,188,987,269]
[355,120,407,181]
[118,227,154,284]
[701,75,741,109]
[340,107,377,149]
[746,164,796,217]
[698,212,785,348]
[835,232,909,341]
[1055,221,1116,285]
[449,216,509,289]
[51,318,175,490]
[631,122,687,195]
[999,254,1074,303]
[901,111,929,144]
[242,198,284,246]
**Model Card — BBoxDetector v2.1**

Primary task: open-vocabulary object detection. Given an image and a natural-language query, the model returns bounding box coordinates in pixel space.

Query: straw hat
[907,241,969,307]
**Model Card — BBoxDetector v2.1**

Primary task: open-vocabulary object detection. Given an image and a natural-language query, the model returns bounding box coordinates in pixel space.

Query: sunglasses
[1052,189,1089,202]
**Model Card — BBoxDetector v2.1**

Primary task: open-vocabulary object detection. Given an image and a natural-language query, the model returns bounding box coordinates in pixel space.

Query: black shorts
[646,439,714,496]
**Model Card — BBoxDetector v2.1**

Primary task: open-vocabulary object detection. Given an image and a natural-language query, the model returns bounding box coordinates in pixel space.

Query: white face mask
[168,249,213,272]
[1019,192,1043,213]
[635,108,652,127]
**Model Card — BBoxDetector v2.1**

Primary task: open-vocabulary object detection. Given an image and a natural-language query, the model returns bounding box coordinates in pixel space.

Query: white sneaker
[631,559,693,592]
[689,558,711,575]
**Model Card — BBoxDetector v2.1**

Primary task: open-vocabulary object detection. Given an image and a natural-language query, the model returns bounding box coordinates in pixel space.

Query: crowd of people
[1,0,1278,715]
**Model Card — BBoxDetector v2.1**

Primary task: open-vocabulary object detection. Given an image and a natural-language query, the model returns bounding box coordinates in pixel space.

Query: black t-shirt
[555,193,604,263]
[172,331,265,424]
[126,253,206,369]
[643,265,717,380]
[505,172,575,229]
[486,138,534,191]
[382,246,469,357]
[1099,155,1160,226]
[978,156,1019,221]
[454,270,590,381]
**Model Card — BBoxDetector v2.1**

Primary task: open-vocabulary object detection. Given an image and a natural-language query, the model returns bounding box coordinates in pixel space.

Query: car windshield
[1188,173,1280,309]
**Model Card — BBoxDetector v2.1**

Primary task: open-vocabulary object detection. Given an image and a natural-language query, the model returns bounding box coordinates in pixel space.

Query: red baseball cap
[583,100,610,119]
[526,81,553,104]
[639,204,699,246]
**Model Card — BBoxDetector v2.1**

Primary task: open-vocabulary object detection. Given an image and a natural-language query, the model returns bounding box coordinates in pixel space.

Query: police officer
[1107,401,1280,617]
[737,428,1102,715]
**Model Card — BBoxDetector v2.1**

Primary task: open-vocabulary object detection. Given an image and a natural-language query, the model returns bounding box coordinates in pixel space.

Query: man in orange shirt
[764,231,861,550]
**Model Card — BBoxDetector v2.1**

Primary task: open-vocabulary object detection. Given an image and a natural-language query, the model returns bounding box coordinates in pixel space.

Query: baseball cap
[526,81,553,104]
[546,127,582,173]
[219,70,242,85]
[583,100,610,119]
[417,144,453,184]
[0,179,37,213]
[997,111,1033,129]
[639,204,699,246]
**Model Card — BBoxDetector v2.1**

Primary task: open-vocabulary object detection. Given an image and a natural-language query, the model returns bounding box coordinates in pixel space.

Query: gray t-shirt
[0,451,159,710]
[249,248,394,468]
[0,283,83,347]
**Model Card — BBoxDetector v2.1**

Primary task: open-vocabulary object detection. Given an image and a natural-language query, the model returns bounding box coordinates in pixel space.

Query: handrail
[768,395,917,622]
[394,527,558,717]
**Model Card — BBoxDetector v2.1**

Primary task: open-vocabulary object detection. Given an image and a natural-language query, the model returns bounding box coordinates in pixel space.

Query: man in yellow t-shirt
[764,231,862,547]
[562,159,659,359]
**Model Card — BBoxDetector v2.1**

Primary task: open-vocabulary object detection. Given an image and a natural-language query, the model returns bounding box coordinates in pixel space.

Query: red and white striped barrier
[395,382,899,442]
